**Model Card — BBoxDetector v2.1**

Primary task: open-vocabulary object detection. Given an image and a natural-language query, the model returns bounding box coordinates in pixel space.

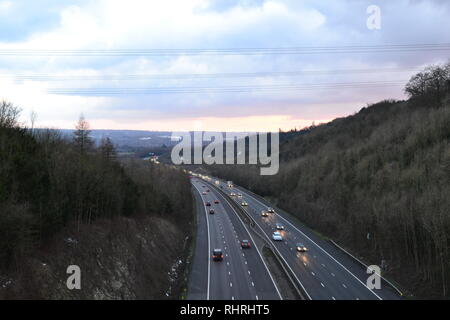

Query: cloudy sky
[0,0,449,131]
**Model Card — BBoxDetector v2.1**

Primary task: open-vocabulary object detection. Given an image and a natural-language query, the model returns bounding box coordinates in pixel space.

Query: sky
[0,0,449,132]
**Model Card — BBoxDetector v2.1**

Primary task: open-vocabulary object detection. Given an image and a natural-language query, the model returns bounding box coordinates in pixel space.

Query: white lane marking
[230,282,233,287]
[191,181,211,301]
[256,295,259,300]
[303,262,307,267]
[232,296,235,300]
[210,186,283,300]
[252,282,255,287]
[343,284,347,289]
[228,271,231,275]
[331,273,335,277]
[237,186,383,300]
[248,271,251,275]
[332,296,336,300]
[321,283,325,288]
[321,264,325,267]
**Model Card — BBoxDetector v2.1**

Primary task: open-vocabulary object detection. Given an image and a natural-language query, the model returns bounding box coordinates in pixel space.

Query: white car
[237,193,243,198]
[241,201,248,206]
[261,210,269,217]
[272,232,283,241]
[267,207,275,213]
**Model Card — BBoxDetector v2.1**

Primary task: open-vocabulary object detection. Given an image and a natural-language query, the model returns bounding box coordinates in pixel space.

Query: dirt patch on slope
[0,215,191,299]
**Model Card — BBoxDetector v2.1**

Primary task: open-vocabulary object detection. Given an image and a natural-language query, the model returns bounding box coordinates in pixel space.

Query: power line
[2,67,420,81]
[46,80,406,95]
[1,43,450,56]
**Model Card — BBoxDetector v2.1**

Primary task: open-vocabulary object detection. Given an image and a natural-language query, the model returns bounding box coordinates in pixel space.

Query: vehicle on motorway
[241,240,251,249]
[205,202,211,206]
[272,232,283,241]
[267,207,275,213]
[296,243,308,252]
[241,201,248,206]
[215,180,220,185]
[261,210,269,217]
[275,223,285,230]
[227,181,233,188]
[214,200,220,204]
[209,209,215,214]
[237,193,242,198]
[230,192,236,196]
[202,191,207,195]
[206,189,210,192]
[212,249,224,261]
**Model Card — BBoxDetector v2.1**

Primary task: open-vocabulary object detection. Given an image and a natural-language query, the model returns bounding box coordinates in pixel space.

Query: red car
[241,240,251,249]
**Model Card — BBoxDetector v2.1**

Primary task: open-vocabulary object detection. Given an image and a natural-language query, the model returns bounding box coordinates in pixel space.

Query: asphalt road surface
[211,179,402,300]
[187,178,281,300]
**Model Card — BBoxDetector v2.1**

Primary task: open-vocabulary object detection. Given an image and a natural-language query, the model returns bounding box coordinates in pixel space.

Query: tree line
[0,102,193,272]
[207,62,450,297]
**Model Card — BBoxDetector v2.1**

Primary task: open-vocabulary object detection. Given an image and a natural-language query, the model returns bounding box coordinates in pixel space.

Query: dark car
[296,243,308,252]
[241,240,251,249]
[205,202,211,206]
[212,249,224,261]
[214,200,220,204]
[209,209,215,214]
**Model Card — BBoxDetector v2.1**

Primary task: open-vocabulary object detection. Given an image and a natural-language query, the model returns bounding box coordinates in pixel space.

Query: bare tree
[100,137,116,161]
[0,100,21,128]
[30,110,37,132]
[405,63,450,105]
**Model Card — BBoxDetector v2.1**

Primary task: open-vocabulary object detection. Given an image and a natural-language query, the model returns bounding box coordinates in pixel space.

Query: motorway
[188,175,403,300]
[187,178,281,300]
[210,178,402,300]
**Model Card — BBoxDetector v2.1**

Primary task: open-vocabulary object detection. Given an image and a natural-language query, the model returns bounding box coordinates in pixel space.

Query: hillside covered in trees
[208,62,450,298]
[0,103,193,299]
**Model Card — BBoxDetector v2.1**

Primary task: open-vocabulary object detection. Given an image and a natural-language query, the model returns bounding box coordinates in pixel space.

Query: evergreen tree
[73,114,93,154]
